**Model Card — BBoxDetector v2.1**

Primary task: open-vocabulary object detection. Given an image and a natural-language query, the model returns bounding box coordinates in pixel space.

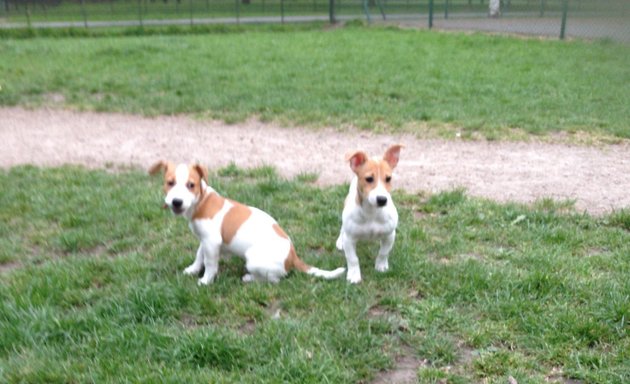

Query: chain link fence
[1,0,628,42]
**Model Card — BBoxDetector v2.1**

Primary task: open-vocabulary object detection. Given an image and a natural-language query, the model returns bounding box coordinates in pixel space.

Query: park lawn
[0,24,629,139]
[0,165,628,383]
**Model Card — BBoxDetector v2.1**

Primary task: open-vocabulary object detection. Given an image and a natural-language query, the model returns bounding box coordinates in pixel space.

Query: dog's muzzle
[376,196,388,207]
[171,198,185,214]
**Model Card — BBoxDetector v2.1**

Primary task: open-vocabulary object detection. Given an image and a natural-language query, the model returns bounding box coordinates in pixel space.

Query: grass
[0,24,628,139]
[0,165,629,383]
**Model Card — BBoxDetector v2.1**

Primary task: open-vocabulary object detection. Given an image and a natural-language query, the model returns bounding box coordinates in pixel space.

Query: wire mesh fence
[1,0,628,42]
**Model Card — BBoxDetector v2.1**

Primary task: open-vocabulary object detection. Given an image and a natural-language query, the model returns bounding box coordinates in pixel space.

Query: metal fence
[1,0,628,42]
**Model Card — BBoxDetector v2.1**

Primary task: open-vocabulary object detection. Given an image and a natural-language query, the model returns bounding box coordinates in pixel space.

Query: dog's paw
[375,260,389,272]
[347,275,362,284]
[346,269,362,284]
[242,274,255,283]
[197,276,215,285]
[183,265,201,276]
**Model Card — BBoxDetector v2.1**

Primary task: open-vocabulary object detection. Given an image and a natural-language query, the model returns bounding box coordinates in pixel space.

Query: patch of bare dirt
[1,106,629,215]
[0,261,21,275]
[371,351,428,384]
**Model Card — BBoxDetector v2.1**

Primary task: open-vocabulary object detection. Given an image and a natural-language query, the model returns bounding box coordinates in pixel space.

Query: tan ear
[346,151,368,173]
[148,160,170,176]
[383,144,403,169]
[193,164,208,182]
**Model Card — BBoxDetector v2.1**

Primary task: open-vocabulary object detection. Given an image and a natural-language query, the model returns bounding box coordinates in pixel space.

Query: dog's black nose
[376,196,388,207]
[172,198,183,208]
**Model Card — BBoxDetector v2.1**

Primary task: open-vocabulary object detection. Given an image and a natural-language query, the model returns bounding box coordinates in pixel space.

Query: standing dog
[150,161,345,284]
[336,145,403,284]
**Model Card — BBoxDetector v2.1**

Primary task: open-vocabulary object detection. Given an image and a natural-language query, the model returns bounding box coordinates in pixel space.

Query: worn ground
[1,106,629,215]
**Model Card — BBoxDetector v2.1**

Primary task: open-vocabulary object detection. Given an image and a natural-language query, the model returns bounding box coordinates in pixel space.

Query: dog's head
[149,161,208,216]
[346,144,403,208]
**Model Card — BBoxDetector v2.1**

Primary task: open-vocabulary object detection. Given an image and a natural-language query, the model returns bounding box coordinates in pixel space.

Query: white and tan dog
[336,145,403,284]
[150,161,345,284]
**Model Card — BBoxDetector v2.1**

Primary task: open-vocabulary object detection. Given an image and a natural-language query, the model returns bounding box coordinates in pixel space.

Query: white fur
[336,169,399,284]
[161,164,344,284]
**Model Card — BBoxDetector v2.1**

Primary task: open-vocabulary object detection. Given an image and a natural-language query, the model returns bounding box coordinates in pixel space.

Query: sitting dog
[150,161,345,284]
[336,145,403,284]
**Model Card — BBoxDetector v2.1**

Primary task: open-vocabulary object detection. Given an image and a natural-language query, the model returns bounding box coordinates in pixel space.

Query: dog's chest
[345,207,398,239]
[189,218,220,240]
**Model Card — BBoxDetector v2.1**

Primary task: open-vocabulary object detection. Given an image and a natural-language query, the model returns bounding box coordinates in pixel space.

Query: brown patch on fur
[272,223,289,239]
[185,164,204,197]
[273,224,310,273]
[346,145,403,205]
[355,159,391,200]
[193,192,225,220]
[283,243,310,273]
[148,160,170,176]
[221,201,252,244]
[148,160,176,194]
[379,161,394,192]
[347,150,368,172]
[192,164,208,184]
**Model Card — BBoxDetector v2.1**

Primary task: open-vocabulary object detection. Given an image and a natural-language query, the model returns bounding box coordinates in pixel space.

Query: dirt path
[1,106,629,215]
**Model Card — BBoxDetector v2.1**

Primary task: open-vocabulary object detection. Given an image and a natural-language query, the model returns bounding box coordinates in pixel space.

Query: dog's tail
[288,245,345,280]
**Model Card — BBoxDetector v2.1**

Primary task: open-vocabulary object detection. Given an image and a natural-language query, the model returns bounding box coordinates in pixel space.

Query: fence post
[539,0,545,17]
[329,0,335,23]
[444,0,448,19]
[559,0,568,39]
[362,0,371,23]
[235,0,240,24]
[25,0,31,28]
[428,0,434,29]
[137,0,143,27]
[376,0,385,20]
[281,0,285,23]
[189,0,194,25]
[80,0,88,28]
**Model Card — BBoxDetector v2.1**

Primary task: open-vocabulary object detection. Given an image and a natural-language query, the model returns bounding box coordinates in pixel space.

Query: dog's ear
[193,163,208,183]
[149,160,170,176]
[383,144,403,169]
[346,151,368,173]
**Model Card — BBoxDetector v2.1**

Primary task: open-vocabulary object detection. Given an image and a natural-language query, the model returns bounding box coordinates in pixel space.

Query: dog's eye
[385,176,392,183]
[186,182,195,189]
[167,180,175,187]
[365,176,374,183]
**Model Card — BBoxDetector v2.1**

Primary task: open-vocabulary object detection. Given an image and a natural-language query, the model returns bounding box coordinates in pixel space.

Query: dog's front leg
[198,241,220,285]
[343,236,362,284]
[335,231,344,251]
[183,244,204,276]
[375,231,395,272]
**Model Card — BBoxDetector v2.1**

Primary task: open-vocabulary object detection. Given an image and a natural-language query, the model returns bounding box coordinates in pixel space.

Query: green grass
[0,165,629,383]
[0,25,629,139]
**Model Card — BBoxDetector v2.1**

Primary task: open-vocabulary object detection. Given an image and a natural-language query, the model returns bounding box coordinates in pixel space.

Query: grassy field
[1,24,629,139]
[0,165,629,383]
